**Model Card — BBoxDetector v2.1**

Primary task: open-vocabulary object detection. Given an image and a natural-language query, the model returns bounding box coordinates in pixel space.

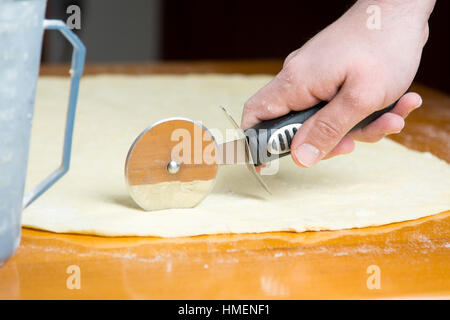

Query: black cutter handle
[244,100,397,166]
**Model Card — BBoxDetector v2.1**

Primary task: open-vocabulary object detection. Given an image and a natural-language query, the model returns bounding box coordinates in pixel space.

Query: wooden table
[0,60,449,299]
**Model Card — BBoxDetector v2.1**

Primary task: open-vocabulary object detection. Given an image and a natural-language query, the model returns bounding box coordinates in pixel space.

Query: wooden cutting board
[0,61,448,299]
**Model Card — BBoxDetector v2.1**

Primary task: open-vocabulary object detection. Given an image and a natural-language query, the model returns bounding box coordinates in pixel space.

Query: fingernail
[387,118,405,135]
[293,143,321,167]
[415,97,423,108]
[405,97,422,118]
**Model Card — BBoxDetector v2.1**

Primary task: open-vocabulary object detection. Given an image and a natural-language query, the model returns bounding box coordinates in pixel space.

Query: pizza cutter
[125,101,396,211]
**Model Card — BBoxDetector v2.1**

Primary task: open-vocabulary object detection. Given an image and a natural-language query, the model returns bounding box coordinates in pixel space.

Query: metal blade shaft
[216,138,248,165]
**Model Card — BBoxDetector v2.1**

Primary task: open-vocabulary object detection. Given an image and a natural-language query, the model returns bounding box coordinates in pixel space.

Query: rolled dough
[22,75,450,237]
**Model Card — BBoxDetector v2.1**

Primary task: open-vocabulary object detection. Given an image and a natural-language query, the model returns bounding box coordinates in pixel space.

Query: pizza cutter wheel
[125,118,219,211]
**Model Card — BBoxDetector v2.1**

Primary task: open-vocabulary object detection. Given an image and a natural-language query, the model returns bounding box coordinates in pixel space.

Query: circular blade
[125,118,218,211]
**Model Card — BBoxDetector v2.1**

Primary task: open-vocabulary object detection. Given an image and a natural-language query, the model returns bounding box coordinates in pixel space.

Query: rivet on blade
[166,160,180,174]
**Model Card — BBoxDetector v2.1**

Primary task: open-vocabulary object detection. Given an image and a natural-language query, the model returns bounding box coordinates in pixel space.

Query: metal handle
[23,20,86,208]
[245,100,397,166]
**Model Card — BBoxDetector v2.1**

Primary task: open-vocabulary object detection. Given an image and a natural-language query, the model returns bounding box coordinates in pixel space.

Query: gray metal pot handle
[23,20,86,208]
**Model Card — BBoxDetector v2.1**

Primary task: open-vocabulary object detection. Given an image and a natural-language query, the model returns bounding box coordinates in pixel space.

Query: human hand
[241,0,435,168]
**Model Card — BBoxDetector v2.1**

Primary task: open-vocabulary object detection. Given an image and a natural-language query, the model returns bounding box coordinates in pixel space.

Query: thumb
[290,85,377,167]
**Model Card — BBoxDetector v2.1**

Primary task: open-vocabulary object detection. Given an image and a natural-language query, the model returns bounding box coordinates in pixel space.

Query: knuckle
[242,103,254,120]
[243,96,258,112]
[278,65,296,84]
[277,63,308,96]
[243,100,252,111]
[283,49,300,68]
[343,87,382,114]
[283,56,294,69]
[314,118,342,141]
[342,88,368,109]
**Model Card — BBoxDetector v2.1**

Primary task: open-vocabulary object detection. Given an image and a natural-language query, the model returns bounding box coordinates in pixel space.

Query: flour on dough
[129,180,215,211]
[22,75,450,237]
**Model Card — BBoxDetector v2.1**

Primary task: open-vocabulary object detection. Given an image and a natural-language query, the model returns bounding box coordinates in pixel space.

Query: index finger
[241,67,320,130]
